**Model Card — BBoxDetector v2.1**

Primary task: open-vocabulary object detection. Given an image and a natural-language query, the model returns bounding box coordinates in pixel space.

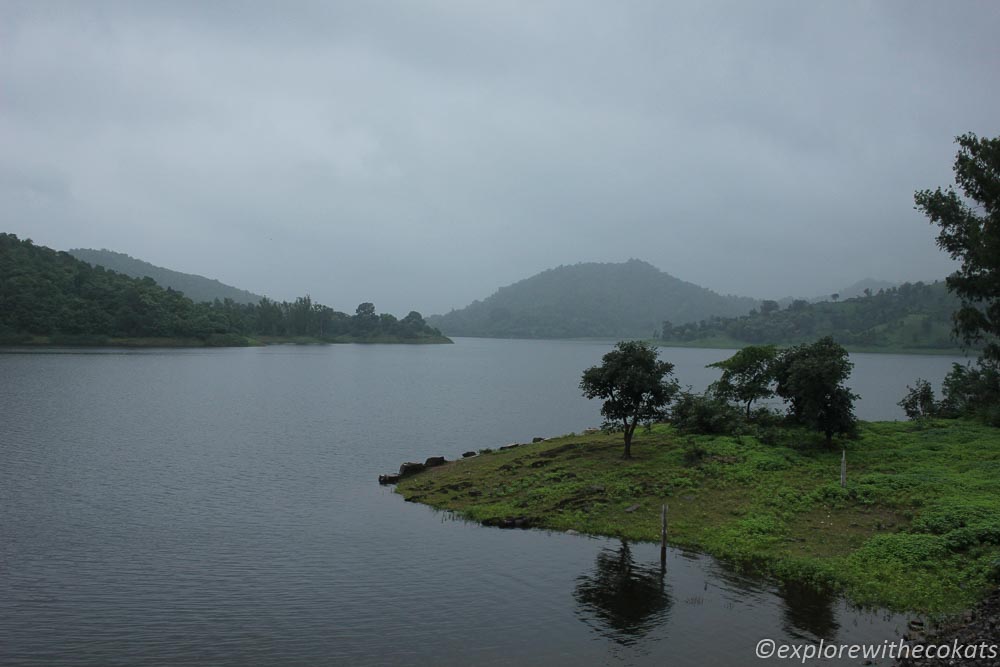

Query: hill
[659,280,964,352]
[429,259,758,338]
[0,234,448,346]
[68,248,264,304]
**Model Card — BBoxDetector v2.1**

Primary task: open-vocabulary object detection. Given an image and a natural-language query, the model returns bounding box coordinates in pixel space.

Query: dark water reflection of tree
[574,541,672,645]
[779,581,839,641]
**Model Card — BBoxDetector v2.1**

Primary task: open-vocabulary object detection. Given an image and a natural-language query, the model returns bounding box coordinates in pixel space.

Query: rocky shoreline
[895,587,1000,666]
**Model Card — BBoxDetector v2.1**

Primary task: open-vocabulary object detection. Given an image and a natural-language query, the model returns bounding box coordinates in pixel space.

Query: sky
[2,1,998,316]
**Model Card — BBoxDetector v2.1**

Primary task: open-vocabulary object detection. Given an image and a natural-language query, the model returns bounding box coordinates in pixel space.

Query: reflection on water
[574,541,672,645]
[779,581,840,641]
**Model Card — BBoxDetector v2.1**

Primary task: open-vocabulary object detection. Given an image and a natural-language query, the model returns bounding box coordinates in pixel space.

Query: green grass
[396,419,1000,613]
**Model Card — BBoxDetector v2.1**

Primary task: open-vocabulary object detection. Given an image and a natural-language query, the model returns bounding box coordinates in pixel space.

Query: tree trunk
[746,400,752,420]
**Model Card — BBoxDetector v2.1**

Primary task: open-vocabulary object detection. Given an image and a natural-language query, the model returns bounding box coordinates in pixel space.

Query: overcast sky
[2,1,998,315]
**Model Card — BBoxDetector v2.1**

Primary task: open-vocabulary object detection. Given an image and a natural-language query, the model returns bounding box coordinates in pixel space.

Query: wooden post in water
[840,449,847,488]
[660,504,668,564]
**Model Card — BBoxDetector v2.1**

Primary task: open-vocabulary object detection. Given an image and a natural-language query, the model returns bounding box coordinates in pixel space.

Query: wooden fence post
[660,504,668,564]
[840,449,847,488]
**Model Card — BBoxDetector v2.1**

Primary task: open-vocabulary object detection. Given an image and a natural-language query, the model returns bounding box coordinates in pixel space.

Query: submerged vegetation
[0,234,450,346]
[397,419,1000,613]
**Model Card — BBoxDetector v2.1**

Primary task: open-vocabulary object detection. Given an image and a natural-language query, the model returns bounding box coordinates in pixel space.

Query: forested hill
[659,281,964,351]
[0,234,448,345]
[69,248,264,305]
[429,259,758,338]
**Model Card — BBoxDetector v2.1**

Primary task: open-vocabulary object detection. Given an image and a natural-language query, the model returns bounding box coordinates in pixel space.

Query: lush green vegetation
[659,281,963,351]
[429,259,757,339]
[397,419,1000,613]
[580,340,680,459]
[69,247,265,305]
[0,234,450,345]
[915,132,1000,365]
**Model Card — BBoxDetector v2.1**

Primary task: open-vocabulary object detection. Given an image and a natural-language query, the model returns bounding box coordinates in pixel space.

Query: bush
[671,390,743,435]
[898,378,937,420]
[682,438,709,467]
[939,361,1000,425]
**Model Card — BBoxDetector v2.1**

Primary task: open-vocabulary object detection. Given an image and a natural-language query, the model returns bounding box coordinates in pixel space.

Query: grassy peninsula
[397,419,1000,614]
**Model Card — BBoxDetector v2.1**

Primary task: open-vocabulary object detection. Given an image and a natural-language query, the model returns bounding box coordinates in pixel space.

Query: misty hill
[0,234,447,345]
[831,278,898,301]
[660,280,963,351]
[68,248,264,305]
[429,259,758,339]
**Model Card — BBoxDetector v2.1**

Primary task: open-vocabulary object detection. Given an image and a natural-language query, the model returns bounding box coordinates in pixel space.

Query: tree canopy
[773,337,858,446]
[0,234,446,344]
[914,132,1000,363]
[580,340,679,459]
[708,345,777,418]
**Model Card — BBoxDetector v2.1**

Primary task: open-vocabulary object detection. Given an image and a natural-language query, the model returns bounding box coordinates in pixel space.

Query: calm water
[0,339,970,665]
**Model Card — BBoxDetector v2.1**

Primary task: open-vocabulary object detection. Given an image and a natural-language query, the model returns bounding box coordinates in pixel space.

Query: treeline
[659,281,961,350]
[0,234,446,344]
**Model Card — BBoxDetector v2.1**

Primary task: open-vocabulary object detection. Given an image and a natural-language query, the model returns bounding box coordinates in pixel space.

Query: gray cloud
[2,1,998,314]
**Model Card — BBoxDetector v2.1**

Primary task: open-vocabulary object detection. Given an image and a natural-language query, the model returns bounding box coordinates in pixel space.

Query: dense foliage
[660,281,960,350]
[915,132,1000,363]
[0,234,446,344]
[580,340,680,459]
[69,248,264,305]
[773,337,858,446]
[430,259,757,339]
[707,344,778,418]
[898,133,1000,428]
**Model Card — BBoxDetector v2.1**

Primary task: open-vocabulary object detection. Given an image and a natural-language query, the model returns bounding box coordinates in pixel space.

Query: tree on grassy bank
[580,341,679,459]
[708,344,777,419]
[774,337,858,446]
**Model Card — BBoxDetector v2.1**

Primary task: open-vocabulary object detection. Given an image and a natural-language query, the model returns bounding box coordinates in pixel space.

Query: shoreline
[0,333,453,348]
[438,334,973,356]
[394,419,1000,615]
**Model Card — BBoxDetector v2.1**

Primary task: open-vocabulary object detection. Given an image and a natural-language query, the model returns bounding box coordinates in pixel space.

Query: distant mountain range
[428,259,759,339]
[68,248,264,305]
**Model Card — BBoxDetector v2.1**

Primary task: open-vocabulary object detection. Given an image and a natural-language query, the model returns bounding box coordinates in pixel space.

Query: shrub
[939,361,1000,426]
[672,390,743,435]
[898,378,937,420]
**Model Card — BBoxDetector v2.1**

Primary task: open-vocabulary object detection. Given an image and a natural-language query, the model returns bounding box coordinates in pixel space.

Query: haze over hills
[68,248,265,305]
[428,259,759,339]
[660,280,964,352]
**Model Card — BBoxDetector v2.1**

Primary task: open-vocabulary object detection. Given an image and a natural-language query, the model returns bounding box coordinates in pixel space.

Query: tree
[915,133,1000,363]
[580,341,679,459]
[773,336,858,446]
[707,345,777,419]
[898,378,937,421]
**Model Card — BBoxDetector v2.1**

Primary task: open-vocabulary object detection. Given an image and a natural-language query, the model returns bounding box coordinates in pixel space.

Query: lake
[0,339,971,665]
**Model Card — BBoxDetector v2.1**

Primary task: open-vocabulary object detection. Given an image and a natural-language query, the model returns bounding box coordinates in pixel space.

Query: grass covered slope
[396,420,1000,613]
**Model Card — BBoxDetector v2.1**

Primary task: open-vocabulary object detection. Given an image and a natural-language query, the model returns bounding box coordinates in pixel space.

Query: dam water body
[0,339,971,665]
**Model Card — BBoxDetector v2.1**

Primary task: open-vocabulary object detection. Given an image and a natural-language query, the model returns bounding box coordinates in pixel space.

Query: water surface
[0,339,967,665]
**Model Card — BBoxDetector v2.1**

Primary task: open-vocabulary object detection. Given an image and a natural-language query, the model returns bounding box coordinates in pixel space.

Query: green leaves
[915,132,1000,363]
[580,341,679,457]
